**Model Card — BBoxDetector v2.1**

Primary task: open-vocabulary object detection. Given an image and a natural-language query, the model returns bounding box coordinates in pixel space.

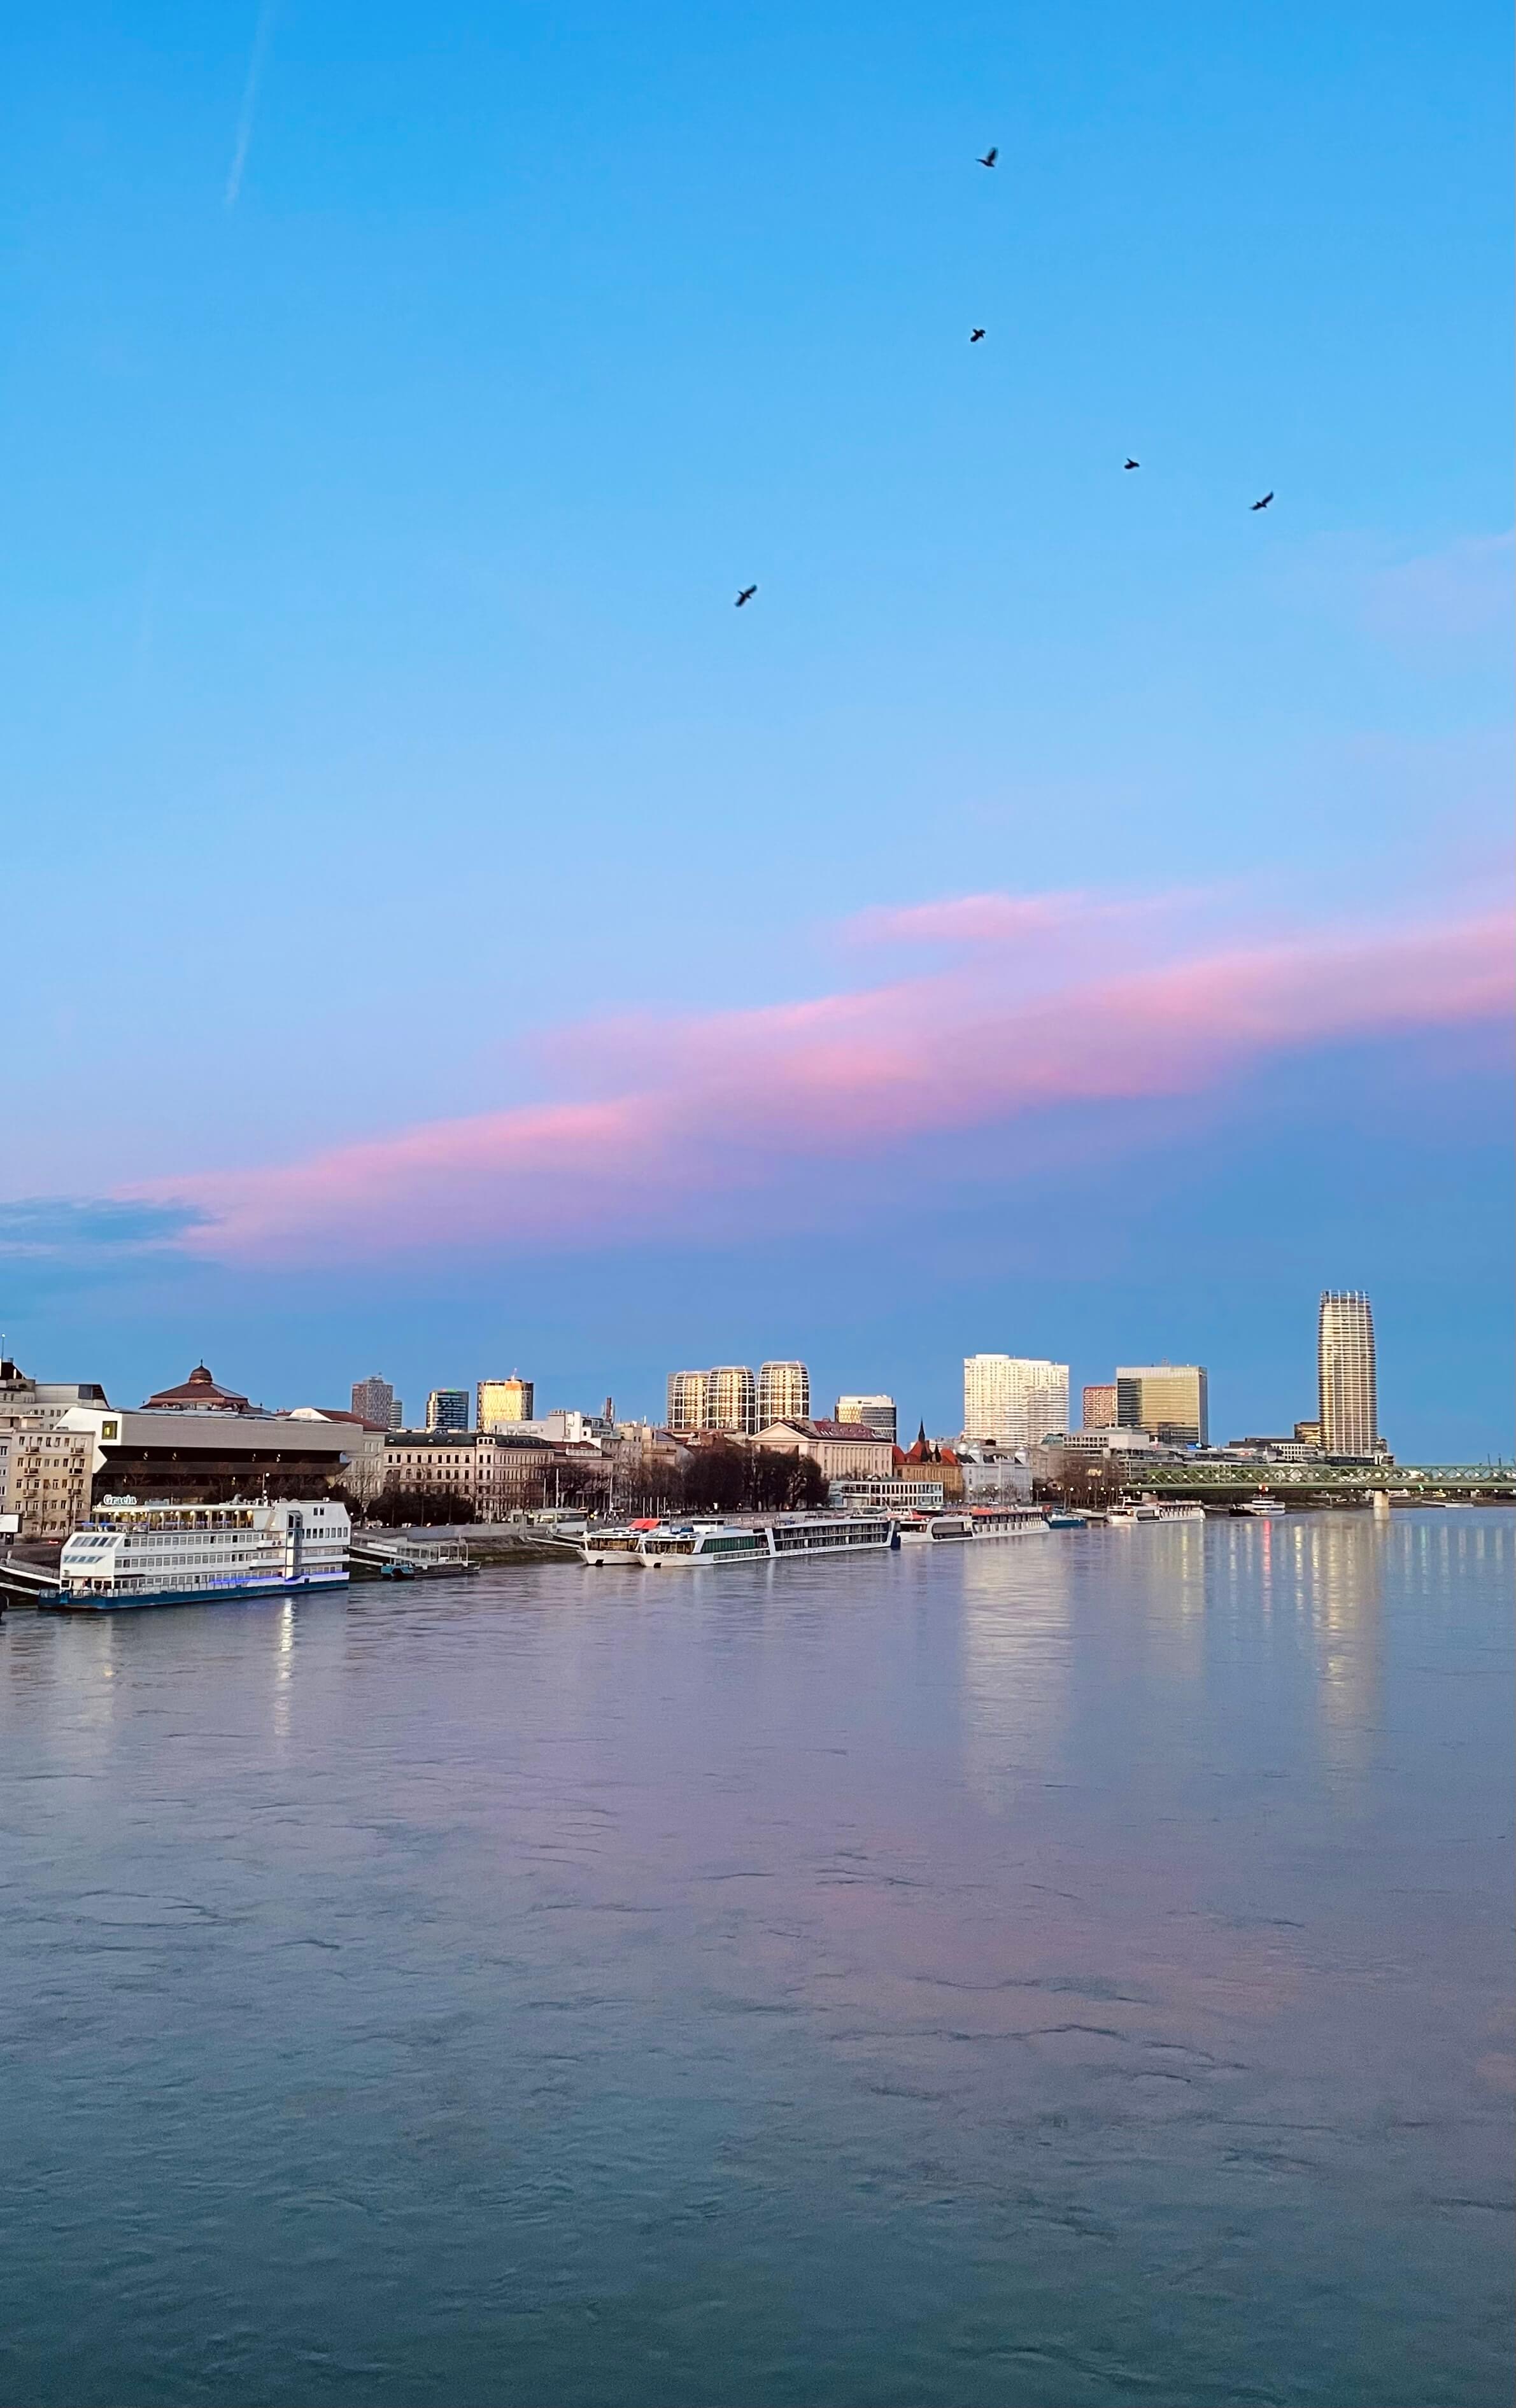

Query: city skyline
[0,0,1509,1460]
[8,1274,1510,1465]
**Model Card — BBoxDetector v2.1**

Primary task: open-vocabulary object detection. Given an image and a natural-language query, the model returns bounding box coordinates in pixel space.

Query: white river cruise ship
[58,1499,350,1609]
[897,1504,1051,1544]
[581,1513,895,1567]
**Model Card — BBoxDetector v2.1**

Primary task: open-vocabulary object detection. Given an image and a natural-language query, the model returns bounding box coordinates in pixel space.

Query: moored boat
[591,1512,897,1567]
[895,1511,974,1544]
[579,1525,651,1566]
[968,1505,1051,1540]
[56,1499,349,1609]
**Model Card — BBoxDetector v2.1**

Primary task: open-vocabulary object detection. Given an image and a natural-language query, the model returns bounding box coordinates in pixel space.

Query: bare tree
[373,1482,478,1528]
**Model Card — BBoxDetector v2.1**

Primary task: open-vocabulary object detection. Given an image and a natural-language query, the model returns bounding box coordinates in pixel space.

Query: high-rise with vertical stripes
[758,1362,810,1425]
[1317,1292,1377,1456]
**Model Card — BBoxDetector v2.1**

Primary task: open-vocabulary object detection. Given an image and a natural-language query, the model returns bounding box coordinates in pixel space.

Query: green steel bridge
[1117,1460,1515,1502]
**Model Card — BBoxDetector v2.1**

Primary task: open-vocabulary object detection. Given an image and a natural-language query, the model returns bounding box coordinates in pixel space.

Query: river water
[0,1512,1510,2408]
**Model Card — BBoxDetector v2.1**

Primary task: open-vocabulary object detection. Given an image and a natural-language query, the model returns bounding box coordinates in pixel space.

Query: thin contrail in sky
[225,1,277,208]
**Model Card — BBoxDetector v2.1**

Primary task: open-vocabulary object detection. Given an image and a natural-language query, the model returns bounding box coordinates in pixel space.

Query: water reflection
[956,1537,1074,1814]
[1306,1516,1384,1786]
[273,1600,295,1744]
[0,1517,1510,2408]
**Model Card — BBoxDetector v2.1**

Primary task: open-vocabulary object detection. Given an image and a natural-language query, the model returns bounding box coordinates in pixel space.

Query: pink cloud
[138,904,1514,1264]
[842,890,1100,947]
[835,884,1222,974]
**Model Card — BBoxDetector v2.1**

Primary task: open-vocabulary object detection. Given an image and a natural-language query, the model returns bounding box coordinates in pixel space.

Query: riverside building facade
[0,1425,95,1541]
[753,1418,895,1481]
[58,1395,355,1507]
[1318,1292,1378,1457]
[381,1430,558,1514]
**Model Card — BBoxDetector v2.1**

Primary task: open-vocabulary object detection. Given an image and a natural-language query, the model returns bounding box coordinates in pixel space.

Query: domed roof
[141,1362,255,1413]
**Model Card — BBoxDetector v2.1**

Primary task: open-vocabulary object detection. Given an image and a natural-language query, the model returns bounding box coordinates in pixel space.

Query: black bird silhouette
[735,584,757,607]
[977,146,998,167]
[970,327,985,342]
[1250,491,1274,511]
[1124,457,1139,470]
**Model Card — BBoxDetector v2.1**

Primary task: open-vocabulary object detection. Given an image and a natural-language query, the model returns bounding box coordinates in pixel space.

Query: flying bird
[977,147,998,167]
[735,584,757,607]
[1124,457,1139,470]
[970,327,985,342]
[1250,491,1273,511]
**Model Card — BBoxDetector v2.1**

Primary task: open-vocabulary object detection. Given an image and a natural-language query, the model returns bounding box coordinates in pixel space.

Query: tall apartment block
[962,1356,1070,1451]
[1082,1384,1117,1431]
[705,1365,758,1436]
[1318,1292,1377,1456]
[665,1371,708,1434]
[758,1361,810,1425]
[351,1375,401,1430]
[1115,1365,1208,1446]
[477,1376,534,1430]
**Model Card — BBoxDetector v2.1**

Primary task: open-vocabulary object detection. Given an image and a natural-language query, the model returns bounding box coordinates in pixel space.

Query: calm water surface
[1,1514,1511,2408]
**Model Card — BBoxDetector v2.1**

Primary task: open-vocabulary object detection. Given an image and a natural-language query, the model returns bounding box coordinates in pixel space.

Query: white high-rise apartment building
[962,1355,1070,1451]
[758,1361,810,1425]
[1318,1292,1378,1456]
[835,1393,897,1443]
[705,1365,758,1436]
[665,1370,708,1433]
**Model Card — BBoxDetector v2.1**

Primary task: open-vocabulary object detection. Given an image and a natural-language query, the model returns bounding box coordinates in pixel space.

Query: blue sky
[1,0,1510,1451]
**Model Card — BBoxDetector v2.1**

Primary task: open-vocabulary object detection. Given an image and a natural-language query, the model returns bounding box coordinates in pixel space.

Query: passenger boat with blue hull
[56,1499,350,1609]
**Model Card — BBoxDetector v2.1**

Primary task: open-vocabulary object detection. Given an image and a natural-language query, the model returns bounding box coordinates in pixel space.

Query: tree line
[364,1441,830,1526]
